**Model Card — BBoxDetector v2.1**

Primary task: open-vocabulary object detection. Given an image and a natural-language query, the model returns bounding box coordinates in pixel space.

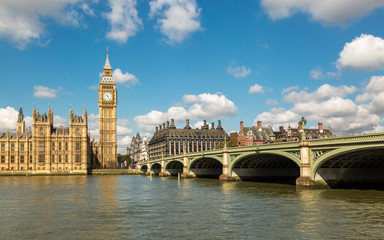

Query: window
[38,154,44,163]
[30,156,32,163]
[38,141,44,151]
[65,143,68,151]
[75,142,81,151]
[30,143,32,151]
[59,155,62,163]
[76,128,80,135]
[51,155,55,163]
[59,143,62,151]
[52,142,55,151]
[11,156,14,163]
[75,154,81,163]
[20,143,25,152]
[1,143,4,152]
[20,155,24,163]
[1,156,4,163]
[40,128,44,134]
[65,155,68,163]
[11,143,15,152]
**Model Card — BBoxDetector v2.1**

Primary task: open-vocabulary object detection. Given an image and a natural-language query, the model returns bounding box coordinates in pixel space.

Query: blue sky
[1,0,384,153]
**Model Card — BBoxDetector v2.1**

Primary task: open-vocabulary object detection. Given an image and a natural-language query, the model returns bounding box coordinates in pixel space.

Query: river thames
[1,175,383,239]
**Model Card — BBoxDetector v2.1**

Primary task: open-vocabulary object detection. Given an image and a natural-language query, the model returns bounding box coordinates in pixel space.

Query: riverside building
[148,119,228,161]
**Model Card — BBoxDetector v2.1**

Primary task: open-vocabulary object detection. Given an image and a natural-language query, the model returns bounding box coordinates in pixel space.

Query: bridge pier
[181,152,193,178]
[219,142,237,181]
[296,139,328,188]
[158,157,166,177]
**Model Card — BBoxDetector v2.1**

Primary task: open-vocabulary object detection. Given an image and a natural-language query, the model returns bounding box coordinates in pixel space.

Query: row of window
[0,154,81,164]
[1,142,82,152]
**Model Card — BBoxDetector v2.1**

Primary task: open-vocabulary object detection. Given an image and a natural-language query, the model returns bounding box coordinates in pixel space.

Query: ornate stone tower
[16,107,25,134]
[98,49,117,168]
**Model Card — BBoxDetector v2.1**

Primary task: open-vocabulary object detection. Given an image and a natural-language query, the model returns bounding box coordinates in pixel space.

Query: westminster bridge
[138,132,384,187]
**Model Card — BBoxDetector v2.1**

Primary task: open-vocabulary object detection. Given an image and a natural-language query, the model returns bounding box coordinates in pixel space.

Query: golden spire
[103,47,112,76]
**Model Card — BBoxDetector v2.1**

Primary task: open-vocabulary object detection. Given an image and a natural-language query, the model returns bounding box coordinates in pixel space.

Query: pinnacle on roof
[104,47,112,70]
[18,107,24,123]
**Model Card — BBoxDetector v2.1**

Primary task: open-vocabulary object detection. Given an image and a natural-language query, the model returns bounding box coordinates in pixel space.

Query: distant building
[237,121,335,146]
[286,122,335,141]
[127,133,149,167]
[148,119,228,161]
[238,121,279,146]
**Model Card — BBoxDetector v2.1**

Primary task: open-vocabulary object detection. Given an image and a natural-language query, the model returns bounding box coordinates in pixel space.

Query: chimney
[318,122,323,133]
[240,121,244,130]
[211,122,214,129]
[184,119,191,129]
[202,120,208,129]
[279,126,284,133]
[217,120,223,130]
[163,123,165,129]
[156,127,158,132]
[169,119,176,129]
[167,121,169,128]
[159,124,162,130]
[257,121,262,131]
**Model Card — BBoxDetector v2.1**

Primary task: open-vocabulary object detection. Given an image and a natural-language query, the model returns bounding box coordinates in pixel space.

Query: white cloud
[113,68,139,86]
[283,84,357,103]
[249,84,264,94]
[255,107,300,129]
[356,76,384,115]
[310,66,323,79]
[265,99,278,106]
[105,0,142,44]
[149,0,202,43]
[53,115,68,128]
[261,0,384,25]
[33,85,61,98]
[118,135,131,154]
[227,65,251,78]
[193,120,204,129]
[281,86,299,95]
[117,118,134,136]
[337,34,384,71]
[134,93,237,132]
[0,0,92,49]
[0,106,18,131]
[258,81,384,136]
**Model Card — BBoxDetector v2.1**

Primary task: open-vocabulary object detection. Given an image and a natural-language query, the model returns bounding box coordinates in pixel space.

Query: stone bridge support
[296,139,327,187]
[219,144,230,180]
[181,151,190,178]
[158,156,166,177]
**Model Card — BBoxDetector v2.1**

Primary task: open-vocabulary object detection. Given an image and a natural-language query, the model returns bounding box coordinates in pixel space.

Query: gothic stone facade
[148,119,229,161]
[0,107,96,172]
[127,133,149,167]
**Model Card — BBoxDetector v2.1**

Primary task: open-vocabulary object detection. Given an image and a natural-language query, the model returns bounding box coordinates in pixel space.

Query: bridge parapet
[309,132,384,146]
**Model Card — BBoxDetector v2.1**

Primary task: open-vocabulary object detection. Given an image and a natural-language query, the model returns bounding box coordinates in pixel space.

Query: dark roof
[149,127,228,144]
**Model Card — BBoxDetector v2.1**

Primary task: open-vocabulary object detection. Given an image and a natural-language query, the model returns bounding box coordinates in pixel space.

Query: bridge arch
[150,162,162,175]
[165,160,183,176]
[140,165,148,173]
[312,145,384,186]
[229,151,301,182]
[189,156,223,178]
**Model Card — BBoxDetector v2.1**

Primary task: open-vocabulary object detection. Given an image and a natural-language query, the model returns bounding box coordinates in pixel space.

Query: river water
[0,175,383,240]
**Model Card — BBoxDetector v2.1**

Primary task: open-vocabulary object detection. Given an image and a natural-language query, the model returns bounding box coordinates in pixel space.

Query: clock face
[103,92,113,101]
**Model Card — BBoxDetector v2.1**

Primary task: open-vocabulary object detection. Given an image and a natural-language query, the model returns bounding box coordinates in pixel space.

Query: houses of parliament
[0,51,117,173]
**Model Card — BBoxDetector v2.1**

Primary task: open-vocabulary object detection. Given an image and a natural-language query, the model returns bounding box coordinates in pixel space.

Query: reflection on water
[0,176,384,239]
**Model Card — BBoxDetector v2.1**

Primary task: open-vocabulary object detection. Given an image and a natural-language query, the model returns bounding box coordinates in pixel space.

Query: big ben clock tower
[98,48,117,168]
